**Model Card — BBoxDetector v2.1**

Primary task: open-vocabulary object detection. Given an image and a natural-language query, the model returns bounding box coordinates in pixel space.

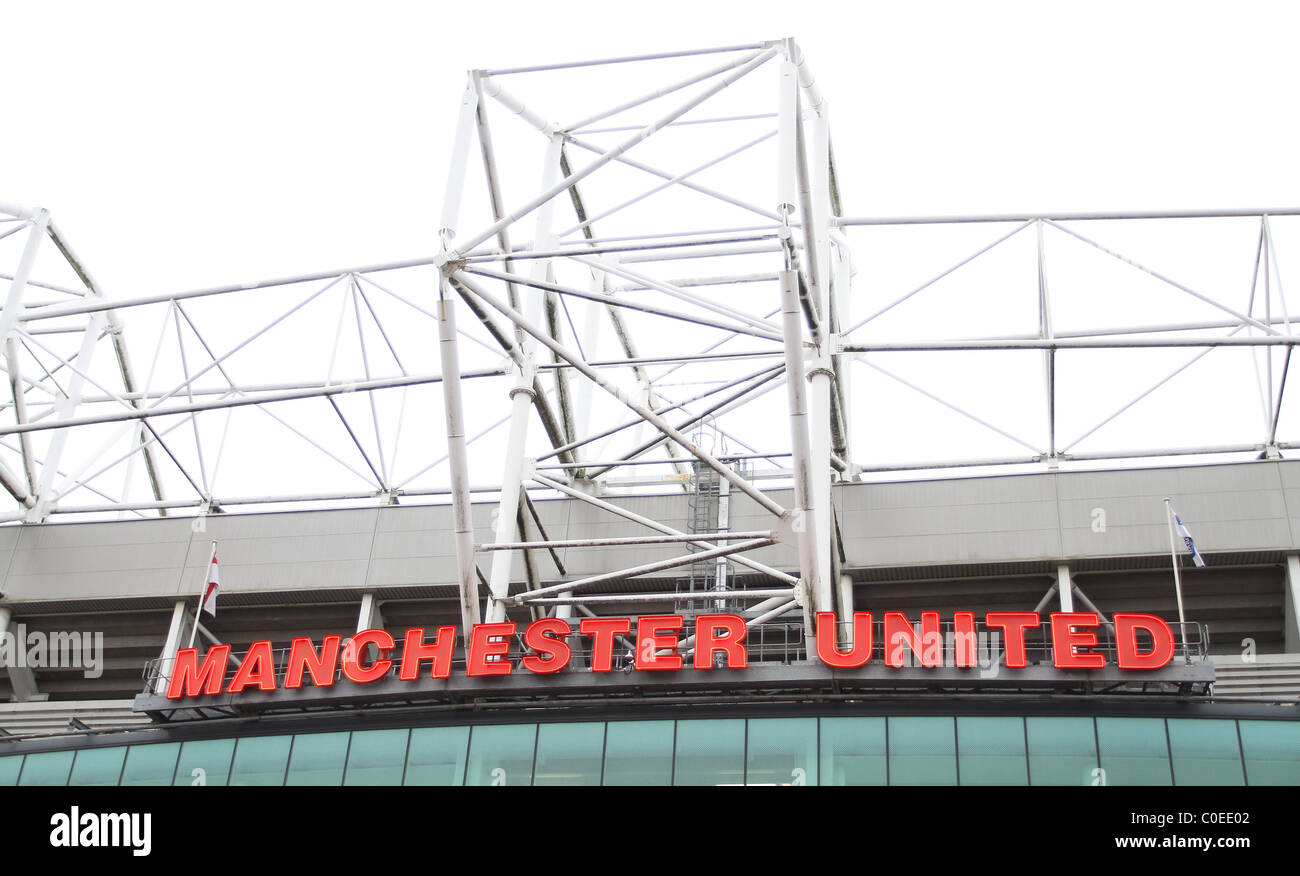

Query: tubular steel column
[806,93,836,617]
[485,133,564,624]
[438,276,481,633]
[437,81,484,635]
[0,209,49,504]
[778,49,823,615]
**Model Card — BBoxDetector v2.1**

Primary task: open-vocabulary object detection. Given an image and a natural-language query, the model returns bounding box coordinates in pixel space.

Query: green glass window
[957,716,1027,785]
[405,726,469,786]
[120,743,181,787]
[344,728,409,785]
[674,719,744,786]
[1097,718,1171,786]
[534,722,604,786]
[746,718,817,786]
[18,750,74,786]
[0,756,22,786]
[603,720,674,786]
[285,732,349,786]
[68,747,127,786]
[1027,717,1098,786]
[466,724,536,786]
[228,735,292,786]
[819,717,887,785]
[1167,719,1244,786]
[173,738,235,786]
[1238,719,1300,786]
[889,716,957,785]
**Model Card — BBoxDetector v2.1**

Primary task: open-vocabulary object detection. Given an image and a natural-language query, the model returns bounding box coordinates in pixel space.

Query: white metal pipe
[437,282,482,634]
[18,259,432,323]
[479,77,555,136]
[509,537,775,602]
[777,268,823,606]
[565,134,782,222]
[564,49,768,132]
[28,311,104,520]
[1056,564,1074,612]
[834,207,1300,225]
[484,134,564,624]
[482,42,769,76]
[0,369,506,436]
[530,471,797,584]
[455,47,778,255]
[569,255,782,333]
[477,531,776,551]
[575,112,777,135]
[1163,497,1189,656]
[807,103,835,614]
[462,265,783,340]
[843,336,1300,351]
[787,40,825,115]
[439,82,481,244]
[523,587,791,607]
[1046,220,1280,336]
[1,210,48,496]
[455,273,788,518]
[557,130,778,237]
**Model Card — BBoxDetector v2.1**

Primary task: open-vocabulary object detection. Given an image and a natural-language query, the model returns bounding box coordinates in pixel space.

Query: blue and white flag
[1172,511,1206,568]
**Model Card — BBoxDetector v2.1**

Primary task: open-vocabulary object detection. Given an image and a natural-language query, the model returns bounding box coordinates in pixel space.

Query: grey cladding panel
[4,517,196,602]
[839,474,1060,567]
[1058,464,1291,558]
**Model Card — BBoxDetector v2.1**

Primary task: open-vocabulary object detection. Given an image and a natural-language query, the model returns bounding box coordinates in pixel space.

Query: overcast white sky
[3,1,1300,513]
[6,1,1300,296]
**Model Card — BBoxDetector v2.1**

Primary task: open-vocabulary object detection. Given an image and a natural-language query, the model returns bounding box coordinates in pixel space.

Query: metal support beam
[1285,554,1300,653]
[1056,563,1074,612]
[454,273,788,518]
[530,471,796,585]
[484,133,565,625]
[153,601,189,696]
[437,277,482,635]
[0,607,43,702]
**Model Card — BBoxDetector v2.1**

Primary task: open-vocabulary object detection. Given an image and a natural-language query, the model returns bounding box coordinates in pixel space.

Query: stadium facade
[0,40,1297,787]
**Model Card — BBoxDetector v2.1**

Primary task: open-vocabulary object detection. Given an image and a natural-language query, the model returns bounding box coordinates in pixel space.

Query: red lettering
[342,628,395,683]
[953,612,977,668]
[884,611,942,667]
[399,626,457,680]
[693,614,748,669]
[815,611,873,668]
[1051,612,1106,669]
[226,640,277,693]
[165,645,230,699]
[466,622,514,677]
[635,615,684,671]
[284,636,340,689]
[522,618,572,674]
[985,612,1041,668]
[579,617,631,672]
[1114,613,1175,670]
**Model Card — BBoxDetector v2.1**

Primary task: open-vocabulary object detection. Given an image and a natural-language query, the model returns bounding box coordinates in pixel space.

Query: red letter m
[166,645,231,699]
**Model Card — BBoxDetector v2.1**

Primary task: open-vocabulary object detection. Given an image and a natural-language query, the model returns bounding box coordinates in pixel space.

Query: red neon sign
[164,610,1182,700]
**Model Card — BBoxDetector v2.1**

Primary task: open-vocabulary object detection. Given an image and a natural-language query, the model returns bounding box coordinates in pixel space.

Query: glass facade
[0,714,1293,786]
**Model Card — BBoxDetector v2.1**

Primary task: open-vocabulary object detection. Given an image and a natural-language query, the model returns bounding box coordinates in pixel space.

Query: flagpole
[187,541,218,650]
[1162,498,1188,661]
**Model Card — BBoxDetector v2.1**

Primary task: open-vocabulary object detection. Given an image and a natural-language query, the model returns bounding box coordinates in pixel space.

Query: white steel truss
[3,40,1300,639]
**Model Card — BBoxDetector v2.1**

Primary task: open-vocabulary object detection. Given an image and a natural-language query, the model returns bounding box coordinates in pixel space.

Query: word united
[166,610,1177,700]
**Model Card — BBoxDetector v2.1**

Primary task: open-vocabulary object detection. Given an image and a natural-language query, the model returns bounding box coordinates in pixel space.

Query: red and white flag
[201,553,220,616]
